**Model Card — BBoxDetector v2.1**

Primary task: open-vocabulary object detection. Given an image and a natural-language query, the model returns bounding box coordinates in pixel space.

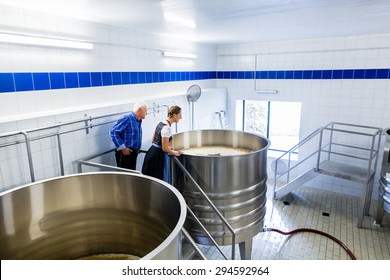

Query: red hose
[265,227,357,260]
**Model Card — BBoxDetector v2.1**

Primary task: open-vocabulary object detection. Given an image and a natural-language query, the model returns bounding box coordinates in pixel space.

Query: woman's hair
[167,105,182,117]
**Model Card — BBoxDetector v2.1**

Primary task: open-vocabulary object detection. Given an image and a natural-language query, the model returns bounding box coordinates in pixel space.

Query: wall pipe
[263,227,357,260]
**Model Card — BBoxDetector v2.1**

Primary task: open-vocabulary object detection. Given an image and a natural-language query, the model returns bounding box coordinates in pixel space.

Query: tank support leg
[375,197,385,226]
[239,239,252,260]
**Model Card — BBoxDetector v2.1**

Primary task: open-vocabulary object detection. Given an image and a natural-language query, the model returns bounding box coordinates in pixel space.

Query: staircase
[272,122,382,228]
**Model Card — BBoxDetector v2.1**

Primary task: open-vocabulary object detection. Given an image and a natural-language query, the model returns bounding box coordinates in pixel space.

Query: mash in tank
[181,145,252,156]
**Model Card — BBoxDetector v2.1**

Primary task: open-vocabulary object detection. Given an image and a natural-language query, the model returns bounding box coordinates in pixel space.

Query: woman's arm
[162,137,182,156]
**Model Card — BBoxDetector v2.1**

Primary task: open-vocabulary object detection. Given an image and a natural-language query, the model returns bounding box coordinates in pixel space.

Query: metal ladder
[216,110,229,129]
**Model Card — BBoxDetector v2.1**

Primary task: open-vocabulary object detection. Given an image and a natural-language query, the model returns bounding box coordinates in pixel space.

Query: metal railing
[273,122,382,197]
[76,148,144,174]
[181,228,207,260]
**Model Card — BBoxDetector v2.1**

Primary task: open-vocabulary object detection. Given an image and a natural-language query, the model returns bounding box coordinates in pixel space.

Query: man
[109,101,147,170]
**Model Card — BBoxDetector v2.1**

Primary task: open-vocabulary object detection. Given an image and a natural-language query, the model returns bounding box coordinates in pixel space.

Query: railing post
[273,160,278,199]
[328,122,335,161]
[77,162,83,173]
[316,128,324,170]
[56,132,65,176]
[287,151,291,183]
[20,131,35,182]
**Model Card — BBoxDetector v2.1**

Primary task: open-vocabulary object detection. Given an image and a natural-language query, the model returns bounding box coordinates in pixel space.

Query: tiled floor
[190,183,390,260]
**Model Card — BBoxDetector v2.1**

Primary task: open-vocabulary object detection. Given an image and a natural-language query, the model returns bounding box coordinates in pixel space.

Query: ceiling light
[163,12,196,29]
[0,32,93,50]
[256,89,279,94]
[162,51,196,59]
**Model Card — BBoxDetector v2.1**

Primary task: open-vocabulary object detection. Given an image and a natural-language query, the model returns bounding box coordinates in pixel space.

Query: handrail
[276,127,323,159]
[76,148,147,174]
[172,156,236,260]
[326,121,382,132]
[181,227,207,260]
[273,127,324,182]
[323,127,380,137]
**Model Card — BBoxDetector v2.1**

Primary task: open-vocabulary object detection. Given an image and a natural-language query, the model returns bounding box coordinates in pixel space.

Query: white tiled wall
[0,5,217,122]
[217,34,390,199]
[0,87,227,192]
[0,6,226,192]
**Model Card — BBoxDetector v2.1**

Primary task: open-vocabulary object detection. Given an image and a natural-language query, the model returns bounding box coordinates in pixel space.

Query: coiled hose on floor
[263,227,357,260]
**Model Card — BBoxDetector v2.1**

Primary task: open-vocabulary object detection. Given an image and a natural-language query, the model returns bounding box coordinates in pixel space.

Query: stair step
[274,168,318,199]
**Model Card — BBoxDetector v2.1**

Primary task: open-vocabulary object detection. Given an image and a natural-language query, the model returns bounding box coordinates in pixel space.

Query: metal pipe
[56,133,65,176]
[76,160,142,174]
[323,127,381,137]
[190,102,195,130]
[331,121,382,131]
[316,128,324,170]
[320,150,375,161]
[216,111,223,129]
[181,228,207,260]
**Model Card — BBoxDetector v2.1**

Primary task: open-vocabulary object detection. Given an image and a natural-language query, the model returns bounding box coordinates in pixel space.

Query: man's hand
[121,147,133,155]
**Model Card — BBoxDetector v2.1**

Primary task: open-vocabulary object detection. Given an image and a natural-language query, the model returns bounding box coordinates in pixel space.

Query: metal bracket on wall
[151,102,169,117]
[84,114,90,134]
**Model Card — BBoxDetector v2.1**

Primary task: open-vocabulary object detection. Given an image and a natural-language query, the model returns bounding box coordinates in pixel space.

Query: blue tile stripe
[224,69,389,80]
[0,71,216,93]
[1,69,389,93]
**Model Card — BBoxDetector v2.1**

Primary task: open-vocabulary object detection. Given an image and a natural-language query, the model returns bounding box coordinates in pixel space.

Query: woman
[142,105,183,181]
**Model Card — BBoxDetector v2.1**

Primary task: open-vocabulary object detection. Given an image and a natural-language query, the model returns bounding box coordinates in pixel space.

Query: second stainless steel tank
[171,129,270,259]
[376,128,390,225]
[0,172,186,260]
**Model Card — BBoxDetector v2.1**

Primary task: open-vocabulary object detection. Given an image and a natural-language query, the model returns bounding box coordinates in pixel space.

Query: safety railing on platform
[273,122,382,198]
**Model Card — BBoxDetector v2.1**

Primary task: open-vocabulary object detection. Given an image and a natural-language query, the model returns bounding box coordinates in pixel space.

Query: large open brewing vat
[0,172,186,260]
[171,129,270,259]
[376,128,390,225]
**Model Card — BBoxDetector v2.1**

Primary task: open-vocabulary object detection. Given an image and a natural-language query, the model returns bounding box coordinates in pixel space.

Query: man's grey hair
[133,101,147,112]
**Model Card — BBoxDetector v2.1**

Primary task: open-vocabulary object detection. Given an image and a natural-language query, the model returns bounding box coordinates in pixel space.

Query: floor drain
[283,201,290,206]
[322,212,330,217]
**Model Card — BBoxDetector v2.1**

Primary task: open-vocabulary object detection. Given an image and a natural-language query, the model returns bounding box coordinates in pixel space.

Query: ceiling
[1,0,390,44]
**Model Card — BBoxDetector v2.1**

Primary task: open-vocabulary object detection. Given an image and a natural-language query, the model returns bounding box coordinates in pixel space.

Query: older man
[109,101,147,170]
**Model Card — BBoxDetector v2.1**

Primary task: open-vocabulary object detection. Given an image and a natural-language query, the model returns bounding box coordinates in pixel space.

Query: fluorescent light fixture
[256,89,279,94]
[163,12,196,29]
[162,51,196,59]
[0,32,93,50]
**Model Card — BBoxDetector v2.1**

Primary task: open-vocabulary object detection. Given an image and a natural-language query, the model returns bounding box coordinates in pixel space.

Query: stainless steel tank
[170,129,270,260]
[376,128,390,225]
[0,172,186,260]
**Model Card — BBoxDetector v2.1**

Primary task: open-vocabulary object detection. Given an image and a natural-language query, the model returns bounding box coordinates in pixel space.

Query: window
[236,100,302,158]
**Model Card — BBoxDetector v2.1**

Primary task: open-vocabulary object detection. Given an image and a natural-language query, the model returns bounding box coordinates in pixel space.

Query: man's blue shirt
[109,112,142,151]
